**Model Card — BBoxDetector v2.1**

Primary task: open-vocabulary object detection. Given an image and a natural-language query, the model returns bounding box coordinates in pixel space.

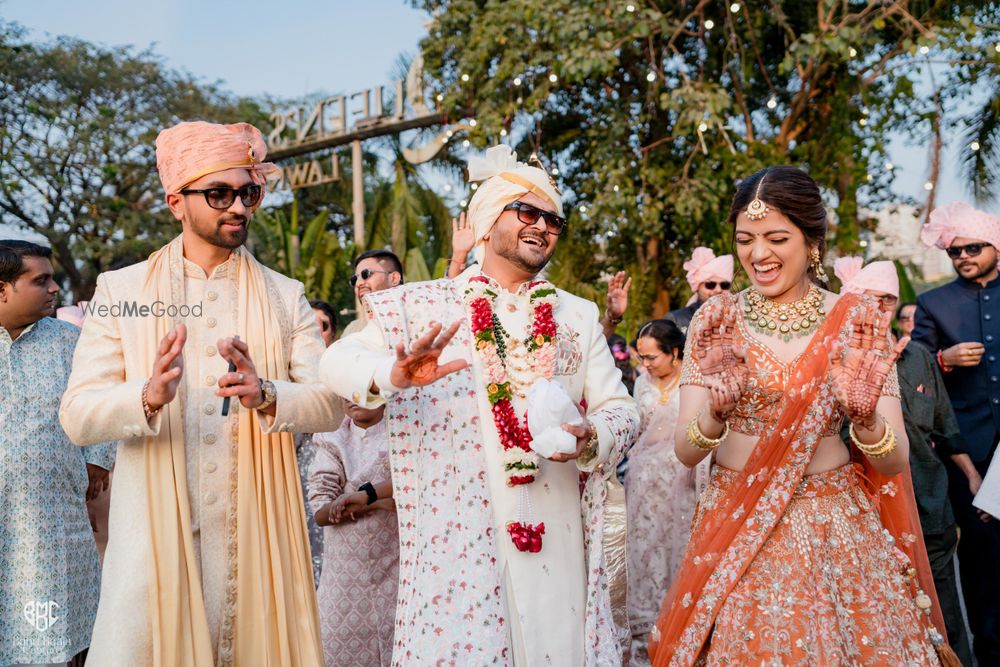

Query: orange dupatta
[649,292,957,667]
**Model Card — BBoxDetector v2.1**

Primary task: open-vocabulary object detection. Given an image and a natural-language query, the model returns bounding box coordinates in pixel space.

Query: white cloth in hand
[973,439,1000,518]
[526,379,582,458]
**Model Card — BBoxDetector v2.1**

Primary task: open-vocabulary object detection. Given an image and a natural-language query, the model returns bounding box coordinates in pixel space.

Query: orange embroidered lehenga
[650,292,957,667]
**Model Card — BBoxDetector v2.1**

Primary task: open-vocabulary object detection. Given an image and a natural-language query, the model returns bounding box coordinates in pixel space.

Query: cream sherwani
[59,251,339,665]
[319,267,638,666]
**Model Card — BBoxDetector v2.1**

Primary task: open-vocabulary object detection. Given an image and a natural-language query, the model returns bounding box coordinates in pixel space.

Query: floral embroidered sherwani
[1,317,116,665]
[319,266,638,666]
[59,250,340,665]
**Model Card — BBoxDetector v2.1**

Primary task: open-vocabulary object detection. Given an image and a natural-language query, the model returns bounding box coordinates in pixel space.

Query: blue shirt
[0,317,116,664]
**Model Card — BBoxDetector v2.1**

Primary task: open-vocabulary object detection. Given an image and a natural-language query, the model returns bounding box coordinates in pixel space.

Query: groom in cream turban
[320,145,638,665]
[60,121,339,666]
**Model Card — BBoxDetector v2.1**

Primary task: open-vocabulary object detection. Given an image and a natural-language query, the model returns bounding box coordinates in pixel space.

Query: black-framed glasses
[501,201,568,236]
[703,281,732,290]
[349,268,393,287]
[946,242,992,259]
[180,184,263,210]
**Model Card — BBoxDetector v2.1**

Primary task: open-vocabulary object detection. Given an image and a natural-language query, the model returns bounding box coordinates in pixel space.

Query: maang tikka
[745,175,769,221]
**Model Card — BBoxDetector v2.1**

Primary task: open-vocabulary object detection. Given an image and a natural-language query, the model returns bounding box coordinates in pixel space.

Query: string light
[704,19,715,29]
[866,173,873,182]
[462,139,471,148]
[444,183,453,192]
[924,181,934,190]
[849,47,857,58]
[446,130,454,138]
[919,45,930,55]
[971,141,981,151]
[860,240,869,248]
[995,43,1000,53]
[460,199,467,207]
[885,162,894,171]
[548,73,558,83]
[730,3,740,13]
[613,185,620,192]
[766,97,777,109]
[646,71,656,82]
[579,205,588,213]
[626,4,635,12]
[698,122,708,132]
[500,128,508,137]
[469,119,478,127]
[436,94,444,102]
[461,73,470,82]
[442,136,449,144]
[551,167,559,176]
[513,77,522,86]
[859,118,867,126]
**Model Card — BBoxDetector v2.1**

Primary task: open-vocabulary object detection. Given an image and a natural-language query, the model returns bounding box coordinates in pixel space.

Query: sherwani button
[987,314,993,321]
[204,462,217,473]
[205,346,217,357]
[206,375,217,386]
[204,404,217,415]
[204,434,217,445]
[205,493,218,505]
[988,335,994,342]
[206,317,218,328]
[207,291,219,301]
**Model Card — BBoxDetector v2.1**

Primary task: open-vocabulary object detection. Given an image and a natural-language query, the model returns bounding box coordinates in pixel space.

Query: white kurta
[60,252,340,665]
[319,267,638,666]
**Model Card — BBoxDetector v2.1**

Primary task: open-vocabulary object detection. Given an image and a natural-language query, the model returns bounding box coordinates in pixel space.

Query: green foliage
[0,21,268,301]
[413,0,995,317]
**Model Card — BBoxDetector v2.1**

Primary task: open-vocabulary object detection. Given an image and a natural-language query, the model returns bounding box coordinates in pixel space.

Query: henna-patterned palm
[692,300,748,420]
[829,305,908,429]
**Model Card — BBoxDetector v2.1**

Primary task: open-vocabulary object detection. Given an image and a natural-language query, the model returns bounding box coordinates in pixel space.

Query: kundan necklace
[465,274,558,553]
[744,284,825,343]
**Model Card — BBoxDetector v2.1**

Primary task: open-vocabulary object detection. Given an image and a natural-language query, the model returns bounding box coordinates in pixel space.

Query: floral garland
[465,275,559,553]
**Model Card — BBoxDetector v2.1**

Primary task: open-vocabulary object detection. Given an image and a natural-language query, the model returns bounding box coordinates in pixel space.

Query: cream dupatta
[140,237,321,666]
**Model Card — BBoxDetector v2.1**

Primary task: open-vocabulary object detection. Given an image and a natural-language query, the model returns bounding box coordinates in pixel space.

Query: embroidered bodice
[680,292,899,437]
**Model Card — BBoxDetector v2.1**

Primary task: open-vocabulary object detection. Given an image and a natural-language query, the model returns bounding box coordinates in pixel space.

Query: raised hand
[692,301,748,422]
[146,324,187,412]
[605,271,632,323]
[216,337,264,409]
[448,212,475,277]
[829,306,908,429]
[388,320,470,389]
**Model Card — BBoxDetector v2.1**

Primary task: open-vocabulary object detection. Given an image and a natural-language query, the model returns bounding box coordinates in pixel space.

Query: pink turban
[920,201,1000,250]
[56,302,88,327]
[466,146,563,263]
[155,121,279,196]
[683,247,734,292]
[834,256,899,297]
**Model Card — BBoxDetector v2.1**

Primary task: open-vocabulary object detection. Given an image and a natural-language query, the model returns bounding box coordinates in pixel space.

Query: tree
[0,22,267,301]
[413,0,995,329]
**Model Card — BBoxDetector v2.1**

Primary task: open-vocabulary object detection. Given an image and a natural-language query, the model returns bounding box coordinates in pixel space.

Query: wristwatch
[579,421,600,466]
[359,481,378,505]
[257,379,277,411]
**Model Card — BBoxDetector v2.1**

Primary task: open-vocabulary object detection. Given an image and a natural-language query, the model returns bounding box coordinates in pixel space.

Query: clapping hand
[692,301,748,422]
[145,324,187,413]
[829,306,908,429]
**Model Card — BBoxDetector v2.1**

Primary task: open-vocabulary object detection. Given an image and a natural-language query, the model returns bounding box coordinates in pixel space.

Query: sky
[1,0,989,218]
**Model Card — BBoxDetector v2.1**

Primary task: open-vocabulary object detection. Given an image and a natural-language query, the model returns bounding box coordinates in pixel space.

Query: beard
[192,214,249,250]
[492,228,554,275]
[956,255,999,282]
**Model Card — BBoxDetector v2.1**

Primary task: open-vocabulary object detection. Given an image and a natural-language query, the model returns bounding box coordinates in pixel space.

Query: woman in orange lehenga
[650,166,960,667]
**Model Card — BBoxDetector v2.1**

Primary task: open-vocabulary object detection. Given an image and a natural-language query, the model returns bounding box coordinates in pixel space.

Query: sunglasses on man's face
[180,184,263,211]
[349,268,393,288]
[946,242,992,259]
[501,201,568,236]
[703,281,731,290]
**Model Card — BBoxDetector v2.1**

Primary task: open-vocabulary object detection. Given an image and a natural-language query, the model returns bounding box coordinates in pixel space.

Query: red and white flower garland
[465,275,558,553]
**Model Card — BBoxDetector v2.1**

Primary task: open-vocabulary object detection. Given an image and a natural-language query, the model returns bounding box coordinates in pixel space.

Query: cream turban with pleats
[465,145,563,263]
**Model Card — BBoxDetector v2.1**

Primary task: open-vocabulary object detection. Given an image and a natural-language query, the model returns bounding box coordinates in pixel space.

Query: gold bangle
[849,417,897,459]
[687,410,729,451]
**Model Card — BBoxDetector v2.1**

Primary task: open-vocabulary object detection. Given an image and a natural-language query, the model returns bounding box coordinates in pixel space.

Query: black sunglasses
[501,201,568,236]
[180,184,263,210]
[703,281,731,290]
[946,242,992,259]
[349,268,393,288]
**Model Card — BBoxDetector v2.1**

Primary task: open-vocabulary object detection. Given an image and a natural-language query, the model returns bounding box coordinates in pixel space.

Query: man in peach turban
[320,145,638,665]
[61,120,339,665]
[664,246,734,334]
[913,201,1000,665]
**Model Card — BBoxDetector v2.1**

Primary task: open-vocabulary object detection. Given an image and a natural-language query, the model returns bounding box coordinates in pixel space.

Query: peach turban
[56,302,88,327]
[466,145,563,263]
[683,247,734,292]
[834,256,899,298]
[920,201,1000,250]
[155,121,279,196]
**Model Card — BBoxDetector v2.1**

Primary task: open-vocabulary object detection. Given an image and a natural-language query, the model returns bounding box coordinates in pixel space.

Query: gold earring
[810,247,828,282]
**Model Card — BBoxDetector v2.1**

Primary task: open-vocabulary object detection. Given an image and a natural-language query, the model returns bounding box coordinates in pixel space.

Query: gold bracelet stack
[849,416,897,459]
[687,410,729,450]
